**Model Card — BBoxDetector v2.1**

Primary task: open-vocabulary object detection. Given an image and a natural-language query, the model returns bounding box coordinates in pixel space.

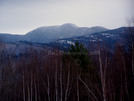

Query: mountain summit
[23,23,108,43]
[60,23,79,28]
[0,23,108,43]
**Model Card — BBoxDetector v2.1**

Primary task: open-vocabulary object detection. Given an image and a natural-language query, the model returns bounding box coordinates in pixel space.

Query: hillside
[0,23,108,43]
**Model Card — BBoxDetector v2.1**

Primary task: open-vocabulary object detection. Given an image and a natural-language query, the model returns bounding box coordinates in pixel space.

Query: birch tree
[126,18,134,82]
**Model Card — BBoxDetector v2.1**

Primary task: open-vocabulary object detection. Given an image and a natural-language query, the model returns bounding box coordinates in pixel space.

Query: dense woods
[0,26,134,101]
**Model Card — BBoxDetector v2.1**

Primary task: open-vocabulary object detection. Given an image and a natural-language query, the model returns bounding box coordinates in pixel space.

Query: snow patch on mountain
[67,41,75,45]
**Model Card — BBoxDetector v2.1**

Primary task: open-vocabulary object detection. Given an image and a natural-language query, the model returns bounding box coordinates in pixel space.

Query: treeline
[0,27,134,101]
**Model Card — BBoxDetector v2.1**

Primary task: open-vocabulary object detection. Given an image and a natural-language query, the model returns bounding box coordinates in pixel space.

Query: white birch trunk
[77,70,79,101]
[128,26,134,78]
[79,76,98,101]
[31,70,33,101]
[34,74,37,101]
[120,74,122,101]
[47,75,50,101]
[65,63,70,101]
[60,62,62,101]
[23,68,25,101]
[42,75,50,101]
[0,65,3,101]
[37,77,41,101]
[122,56,130,101]
[55,60,58,101]
[27,80,30,101]
[98,50,106,101]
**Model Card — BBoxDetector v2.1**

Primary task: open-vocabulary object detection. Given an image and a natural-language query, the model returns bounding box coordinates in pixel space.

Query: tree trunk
[60,62,63,101]
[47,75,50,101]
[31,69,33,101]
[23,68,25,101]
[0,65,3,101]
[37,77,41,101]
[55,60,58,101]
[131,30,134,84]
[65,63,70,101]
[122,56,130,101]
[79,76,98,101]
[27,80,30,101]
[120,74,122,101]
[98,51,106,101]
[34,74,37,101]
[42,75,50,101]
[77,69,79,101]
[128,26,134,79]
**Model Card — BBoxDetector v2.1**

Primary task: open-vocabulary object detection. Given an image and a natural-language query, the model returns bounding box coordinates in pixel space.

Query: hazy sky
[0,0,133,35]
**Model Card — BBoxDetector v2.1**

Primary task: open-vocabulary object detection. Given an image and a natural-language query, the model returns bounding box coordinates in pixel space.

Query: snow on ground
[67,41,75,45]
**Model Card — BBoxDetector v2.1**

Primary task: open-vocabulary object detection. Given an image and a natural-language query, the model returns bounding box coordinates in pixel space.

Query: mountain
[0,23,132,52]
[0,23,108,43]
[23,23,108,43]
[0,25,133,53]
[54,27,131,51]
[0,33,24,42]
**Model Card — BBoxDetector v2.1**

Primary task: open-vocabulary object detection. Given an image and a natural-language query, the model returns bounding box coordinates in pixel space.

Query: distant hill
[0,25,133,53]
[55,27,132,51]
[0,33,24,42]
[0,23,108,43]
[1,23,132,52]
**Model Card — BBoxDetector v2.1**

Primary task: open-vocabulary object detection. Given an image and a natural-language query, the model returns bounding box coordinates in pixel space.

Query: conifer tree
[68,41,91,76]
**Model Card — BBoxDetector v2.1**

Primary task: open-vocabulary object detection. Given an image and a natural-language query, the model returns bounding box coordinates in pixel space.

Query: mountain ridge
[0,23,108,43]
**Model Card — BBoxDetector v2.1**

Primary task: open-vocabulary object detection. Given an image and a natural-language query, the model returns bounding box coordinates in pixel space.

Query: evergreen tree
[63,41,92,77]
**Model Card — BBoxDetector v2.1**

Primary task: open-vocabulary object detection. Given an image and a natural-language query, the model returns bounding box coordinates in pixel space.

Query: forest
[0,25,134,101]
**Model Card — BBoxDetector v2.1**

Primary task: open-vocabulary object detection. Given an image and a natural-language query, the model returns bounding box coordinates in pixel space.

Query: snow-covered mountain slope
[0,24,131,48]
[55,27,133,51]
[23,23,108,43]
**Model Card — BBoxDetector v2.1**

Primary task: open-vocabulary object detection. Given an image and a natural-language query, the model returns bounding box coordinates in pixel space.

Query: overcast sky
[0,0,133,35]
